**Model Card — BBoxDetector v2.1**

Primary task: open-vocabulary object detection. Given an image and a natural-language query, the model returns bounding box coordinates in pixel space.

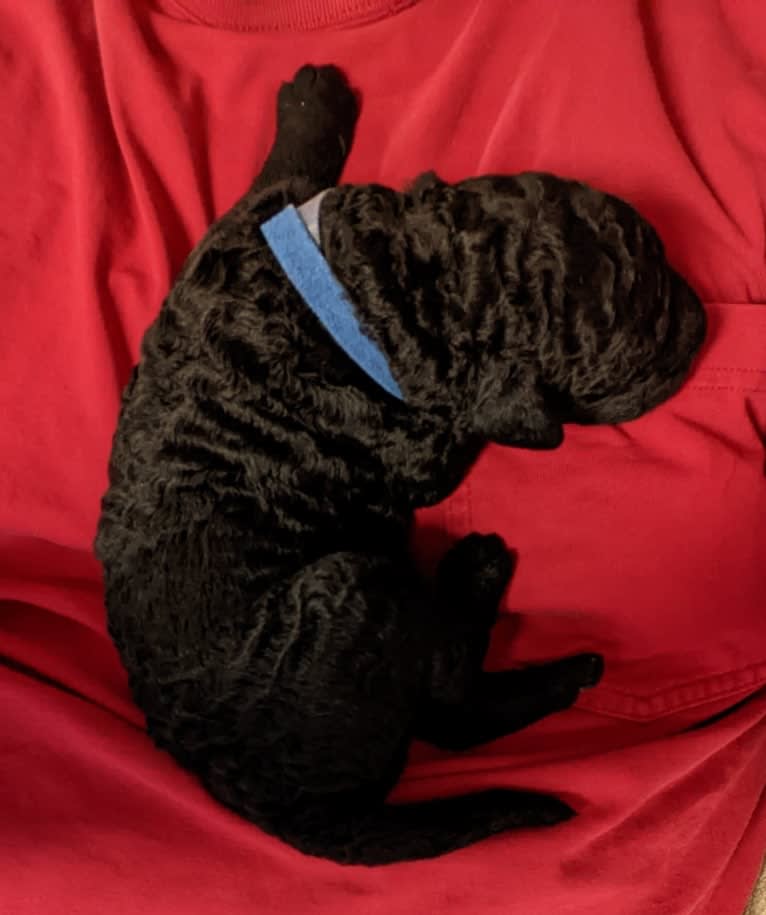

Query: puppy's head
[446,174,707,448]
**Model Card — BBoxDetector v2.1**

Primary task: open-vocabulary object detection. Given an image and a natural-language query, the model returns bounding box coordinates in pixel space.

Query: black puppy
[95,65,706,865]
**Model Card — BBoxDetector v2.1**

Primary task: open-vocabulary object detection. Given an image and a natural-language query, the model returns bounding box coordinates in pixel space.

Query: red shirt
[1,2,764,912]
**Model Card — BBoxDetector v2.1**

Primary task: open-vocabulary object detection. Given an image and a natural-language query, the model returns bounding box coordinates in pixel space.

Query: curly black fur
[95,65,706,865]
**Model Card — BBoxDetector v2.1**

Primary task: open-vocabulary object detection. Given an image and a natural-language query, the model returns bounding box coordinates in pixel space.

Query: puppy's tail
[277,789,574,866]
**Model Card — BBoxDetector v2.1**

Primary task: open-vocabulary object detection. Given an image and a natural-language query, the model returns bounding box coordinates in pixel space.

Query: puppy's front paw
[436,533,515,622]
[546,652,605,701]
[572,652,604,689]
[277,64,358,150]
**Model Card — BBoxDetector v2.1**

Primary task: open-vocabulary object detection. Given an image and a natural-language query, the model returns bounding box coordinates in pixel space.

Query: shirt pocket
[415,303,766,723]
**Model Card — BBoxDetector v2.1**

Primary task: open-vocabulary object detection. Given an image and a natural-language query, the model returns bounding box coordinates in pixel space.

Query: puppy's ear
[408,171,445,200]
[474,373,564,450]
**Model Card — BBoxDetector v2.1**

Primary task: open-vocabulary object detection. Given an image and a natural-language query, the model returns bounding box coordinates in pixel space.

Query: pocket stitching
[578,660,766,720]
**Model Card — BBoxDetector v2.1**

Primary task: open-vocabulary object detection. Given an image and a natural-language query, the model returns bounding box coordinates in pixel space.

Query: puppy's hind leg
[279,787,574,865]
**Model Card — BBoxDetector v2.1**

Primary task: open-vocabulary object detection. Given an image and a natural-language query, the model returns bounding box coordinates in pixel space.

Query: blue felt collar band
[260,195,404,402]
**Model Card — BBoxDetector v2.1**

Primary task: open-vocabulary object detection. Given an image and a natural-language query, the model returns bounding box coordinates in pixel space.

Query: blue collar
[260,194,404,401]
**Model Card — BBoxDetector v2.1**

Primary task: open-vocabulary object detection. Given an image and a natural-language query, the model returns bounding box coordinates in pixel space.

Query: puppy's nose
[674,272,706,354]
